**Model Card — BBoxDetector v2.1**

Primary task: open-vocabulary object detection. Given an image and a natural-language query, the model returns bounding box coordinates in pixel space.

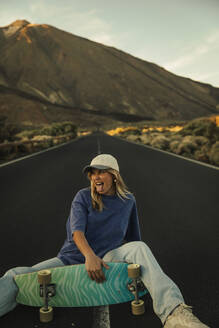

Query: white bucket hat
[83,154,119,173]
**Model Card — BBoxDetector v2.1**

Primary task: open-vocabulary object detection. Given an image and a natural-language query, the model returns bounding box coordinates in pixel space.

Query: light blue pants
[0,257,64,318]
[103,241,184,324]
[0,241,184,324]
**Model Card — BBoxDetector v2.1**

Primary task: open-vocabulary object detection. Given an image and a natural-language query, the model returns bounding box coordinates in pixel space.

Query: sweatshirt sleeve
[70,190,88,234]
[124,198,141,242]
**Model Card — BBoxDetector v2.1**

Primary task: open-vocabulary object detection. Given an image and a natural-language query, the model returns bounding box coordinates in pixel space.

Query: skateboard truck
[127,264,145,315]
[38,270,55,323]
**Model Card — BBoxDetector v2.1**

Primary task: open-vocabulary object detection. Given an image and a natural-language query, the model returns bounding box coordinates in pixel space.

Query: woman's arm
[73,230,109,283]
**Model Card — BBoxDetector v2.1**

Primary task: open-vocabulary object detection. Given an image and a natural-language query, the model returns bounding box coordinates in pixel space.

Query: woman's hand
[73,231,109,283]
[85,253,109,283]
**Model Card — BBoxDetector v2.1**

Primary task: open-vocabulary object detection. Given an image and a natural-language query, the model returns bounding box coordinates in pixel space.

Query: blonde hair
[87,169,130,211]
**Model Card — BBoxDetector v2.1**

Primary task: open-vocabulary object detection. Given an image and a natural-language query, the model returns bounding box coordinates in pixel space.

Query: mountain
[0,20,219,127]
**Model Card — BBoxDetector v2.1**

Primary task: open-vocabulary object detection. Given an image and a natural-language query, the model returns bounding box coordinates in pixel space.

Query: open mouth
[95,182,104,193]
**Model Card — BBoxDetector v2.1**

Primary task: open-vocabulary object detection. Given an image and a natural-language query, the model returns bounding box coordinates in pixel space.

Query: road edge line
[111,135,219,171]
[0,137,80,168]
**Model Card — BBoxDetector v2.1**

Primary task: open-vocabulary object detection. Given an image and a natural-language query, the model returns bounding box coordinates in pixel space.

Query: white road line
[0,138,77,168]
[113,135,219,171]
[1,134,219,171]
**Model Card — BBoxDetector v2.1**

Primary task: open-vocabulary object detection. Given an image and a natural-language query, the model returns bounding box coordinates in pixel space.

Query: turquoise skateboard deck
[14,262,147,307]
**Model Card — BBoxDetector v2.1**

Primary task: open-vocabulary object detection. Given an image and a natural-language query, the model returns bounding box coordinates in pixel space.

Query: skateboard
[14,262,147,322]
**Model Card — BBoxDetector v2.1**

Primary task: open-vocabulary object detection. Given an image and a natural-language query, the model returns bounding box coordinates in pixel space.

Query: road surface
[0,132,218,327]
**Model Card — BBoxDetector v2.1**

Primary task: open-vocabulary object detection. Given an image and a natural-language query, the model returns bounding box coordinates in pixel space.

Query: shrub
[63,123,75,134]
[181,135,195,143]
[193,136,210,147]
[175,136,198,155]
[150,135,169,150]
[39,124,61,136]
[32,135,52,141]
[209,141,219,166]
[139,134,152,145]
[179,118,219,143]
[39,122,77,137]
[0,143,13,158]
[168,134,183,142]
[16,130,39,140]
[169,140,181,153]
[194,150,209,163]
[126,134,140,142]
[0,119,21,142]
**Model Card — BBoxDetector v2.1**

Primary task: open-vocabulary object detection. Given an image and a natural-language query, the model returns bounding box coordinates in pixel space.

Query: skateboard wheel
[38,270,51,285]
[127,264,141,279]
[131,299,145,315]
[39,306,53,322]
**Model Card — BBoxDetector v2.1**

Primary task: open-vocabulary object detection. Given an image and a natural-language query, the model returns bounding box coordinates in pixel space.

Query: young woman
[0,154,209,327]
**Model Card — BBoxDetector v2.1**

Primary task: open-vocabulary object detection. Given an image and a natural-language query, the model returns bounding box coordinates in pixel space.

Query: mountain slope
[0,20,219,125]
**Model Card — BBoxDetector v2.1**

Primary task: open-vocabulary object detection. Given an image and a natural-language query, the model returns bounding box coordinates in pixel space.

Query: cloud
[0,1,121,48]
[91,32,116,46]
[0,2,40,26]
[206,30,219,43]
[0,10,29,27]
[164,30,219,71]
[62,10,120,47]
[164,46,208,71]
[29,3,46,17]
[28,3,120,47]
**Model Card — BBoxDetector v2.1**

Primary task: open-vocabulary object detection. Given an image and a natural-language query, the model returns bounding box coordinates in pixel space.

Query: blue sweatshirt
[57,187,141,265]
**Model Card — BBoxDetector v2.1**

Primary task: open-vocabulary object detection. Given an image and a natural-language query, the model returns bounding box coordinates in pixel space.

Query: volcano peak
[1,20,31,38]
[10,19,30,27]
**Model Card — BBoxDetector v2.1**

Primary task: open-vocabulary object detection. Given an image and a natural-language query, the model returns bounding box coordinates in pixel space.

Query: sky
[1,0,219,87]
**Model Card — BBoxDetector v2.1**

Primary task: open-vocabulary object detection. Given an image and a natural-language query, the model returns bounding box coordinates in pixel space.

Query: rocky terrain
[1,20,219,167]
[0,20,219,129]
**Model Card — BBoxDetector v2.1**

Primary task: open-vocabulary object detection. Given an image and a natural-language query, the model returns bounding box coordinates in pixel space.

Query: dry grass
[107,116,219,167]
[0,121,78,164]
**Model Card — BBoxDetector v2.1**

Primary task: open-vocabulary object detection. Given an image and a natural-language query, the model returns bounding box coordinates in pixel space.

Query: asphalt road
[0,132,218,328]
